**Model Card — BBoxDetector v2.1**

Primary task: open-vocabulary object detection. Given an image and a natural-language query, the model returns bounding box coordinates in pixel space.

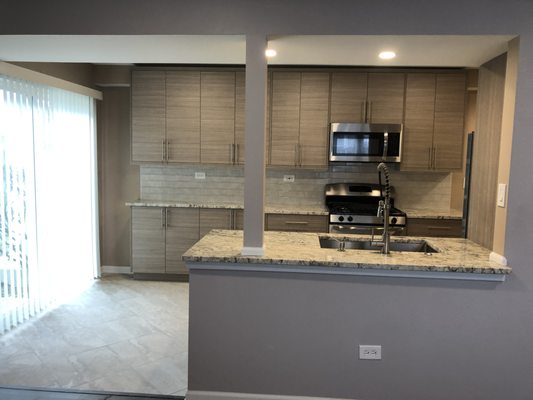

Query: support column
[242,33,268,256]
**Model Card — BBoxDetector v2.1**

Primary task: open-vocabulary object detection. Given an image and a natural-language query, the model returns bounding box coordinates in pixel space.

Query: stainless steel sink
[319,237,438,253]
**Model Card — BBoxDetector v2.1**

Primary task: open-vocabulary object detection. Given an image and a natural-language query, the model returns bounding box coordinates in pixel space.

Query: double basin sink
[319,237,438,254]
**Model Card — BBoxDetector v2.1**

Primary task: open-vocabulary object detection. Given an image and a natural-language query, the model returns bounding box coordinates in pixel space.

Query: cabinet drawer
[407,218,463,237]
[266,214,328,233]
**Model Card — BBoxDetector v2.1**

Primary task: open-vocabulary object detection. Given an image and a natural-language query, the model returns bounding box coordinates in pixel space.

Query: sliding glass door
[0,74,99,334]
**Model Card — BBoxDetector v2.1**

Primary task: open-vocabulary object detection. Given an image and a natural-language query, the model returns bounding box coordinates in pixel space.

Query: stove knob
[391,217,397,225]
[347,216,353,222]
[338,216,344,222]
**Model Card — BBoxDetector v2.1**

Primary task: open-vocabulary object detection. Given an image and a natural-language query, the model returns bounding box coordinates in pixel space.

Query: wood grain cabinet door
[367,73,405,124]
[330,72,367,123]
[131,71,166,162]
[433,73,466,170]
[266,214,328,233]
[131,207,166,273]
[165,208,199,274]
[199,209,233,238]
[201,72,236,164]
[270,71,301,166]
[402,73,436,170]
[166,71,201,163]
[234,71,246,165]
[299,72,330,167]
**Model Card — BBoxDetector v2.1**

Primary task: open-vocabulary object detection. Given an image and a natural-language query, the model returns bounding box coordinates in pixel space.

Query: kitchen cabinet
[199,208,243,237]
[166,71,201,163]
[200,71,236,164]
[407,218,463,237]
[131,71,166,162]
[266,214,328,233]
[330,72,405,124]
[402,73,466,170]
[270,71,329,167]
[131,69,244,165]
[131,206,199,276]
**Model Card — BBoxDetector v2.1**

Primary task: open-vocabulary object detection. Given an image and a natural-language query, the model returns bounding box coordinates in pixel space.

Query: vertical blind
[0,74,99,334]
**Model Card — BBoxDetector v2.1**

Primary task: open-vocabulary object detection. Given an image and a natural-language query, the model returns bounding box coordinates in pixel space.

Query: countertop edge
[184,261,508,282]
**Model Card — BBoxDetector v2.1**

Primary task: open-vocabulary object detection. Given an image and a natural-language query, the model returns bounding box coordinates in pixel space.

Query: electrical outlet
[283,175,295,183]
[195,172,206,180]
[359,345,382,360]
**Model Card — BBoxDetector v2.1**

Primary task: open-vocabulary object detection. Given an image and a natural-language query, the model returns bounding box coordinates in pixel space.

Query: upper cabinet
[270,71,330,167]
[131,69,243,165]
[132,68,464,170]
[131,71,166,162]
[330,72,405,124]
[166,71,201,163]
[402,72,466,171]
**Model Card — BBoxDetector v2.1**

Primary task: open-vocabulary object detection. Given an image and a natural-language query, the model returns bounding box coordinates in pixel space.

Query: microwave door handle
[382,131,388,161]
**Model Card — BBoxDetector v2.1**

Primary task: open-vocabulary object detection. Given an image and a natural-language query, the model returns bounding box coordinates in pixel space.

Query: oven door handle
[329,225,405,235]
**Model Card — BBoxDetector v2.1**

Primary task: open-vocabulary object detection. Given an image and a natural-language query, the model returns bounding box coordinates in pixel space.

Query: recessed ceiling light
[265,48,277,58]
[379,51,396,60]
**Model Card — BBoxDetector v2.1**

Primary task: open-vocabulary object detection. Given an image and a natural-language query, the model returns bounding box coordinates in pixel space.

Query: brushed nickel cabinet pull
[298,145,302,166]
[162,139,166,162]
[166,140,170,161]
[294,144,299,167]
[164,208,169,228]
[285,221,309,225]
[161,208,165,228]
[428,226,451,230]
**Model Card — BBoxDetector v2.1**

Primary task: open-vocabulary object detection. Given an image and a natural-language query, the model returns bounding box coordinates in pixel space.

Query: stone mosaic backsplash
[140,164,455,215]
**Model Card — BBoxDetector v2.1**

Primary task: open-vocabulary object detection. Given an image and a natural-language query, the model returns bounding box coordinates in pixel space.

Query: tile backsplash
[140,164,455,214]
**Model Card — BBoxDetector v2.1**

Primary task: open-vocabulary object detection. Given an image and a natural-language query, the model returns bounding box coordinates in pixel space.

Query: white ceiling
[0,34,515,67]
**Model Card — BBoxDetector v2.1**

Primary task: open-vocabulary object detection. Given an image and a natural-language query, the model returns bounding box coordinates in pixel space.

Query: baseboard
[101,265,132,274]
[186,391,353,400]
[489,252,508,266]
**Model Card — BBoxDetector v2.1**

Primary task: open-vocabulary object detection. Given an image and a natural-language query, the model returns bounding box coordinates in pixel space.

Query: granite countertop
[404,209,463,220]
[183,230,511,279]
[126,200,329,216]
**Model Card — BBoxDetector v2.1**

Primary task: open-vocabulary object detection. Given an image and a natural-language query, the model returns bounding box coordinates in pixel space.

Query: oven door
[329,224,405,236]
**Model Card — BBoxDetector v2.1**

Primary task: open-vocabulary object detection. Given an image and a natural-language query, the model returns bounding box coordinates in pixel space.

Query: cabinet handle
[428,226,451,230]
[235,144,240,164]
[166,140,170,162]
[161,139,166,162]
[161,208,165,228]
[164,208,169,228]
[428,147,432,169]
[298,145,302,166]
[368,101,373,123]
[294,145,299,167]
[285,221,309,225]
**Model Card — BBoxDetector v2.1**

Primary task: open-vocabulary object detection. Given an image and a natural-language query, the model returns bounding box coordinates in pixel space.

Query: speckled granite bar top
[183,230,510,276]
[126,201,328,216]
[403,209,463,220]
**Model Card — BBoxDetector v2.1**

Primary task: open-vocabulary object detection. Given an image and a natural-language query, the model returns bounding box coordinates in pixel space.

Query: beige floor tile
[0,275,189,394]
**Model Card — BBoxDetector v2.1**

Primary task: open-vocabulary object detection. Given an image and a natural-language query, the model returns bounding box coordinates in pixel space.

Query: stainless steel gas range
[325,182,407,235]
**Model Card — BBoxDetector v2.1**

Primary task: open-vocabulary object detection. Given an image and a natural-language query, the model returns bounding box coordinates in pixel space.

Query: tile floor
[0,275,189,397]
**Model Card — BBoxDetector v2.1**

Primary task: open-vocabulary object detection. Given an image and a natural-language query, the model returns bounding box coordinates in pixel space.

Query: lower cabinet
[407,218,463,237]
[266,214,328,233]
[132,207,244,278]
[132,207,199,277]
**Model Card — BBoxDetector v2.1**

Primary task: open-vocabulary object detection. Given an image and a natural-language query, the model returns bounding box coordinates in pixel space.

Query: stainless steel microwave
[329,123,403,163]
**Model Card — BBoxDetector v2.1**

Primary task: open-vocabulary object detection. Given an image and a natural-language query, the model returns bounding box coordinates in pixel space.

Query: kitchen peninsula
[183,229,510,281]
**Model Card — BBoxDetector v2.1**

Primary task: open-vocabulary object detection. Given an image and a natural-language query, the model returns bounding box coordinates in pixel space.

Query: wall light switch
[195,172,206,180]
[497,183,507,208]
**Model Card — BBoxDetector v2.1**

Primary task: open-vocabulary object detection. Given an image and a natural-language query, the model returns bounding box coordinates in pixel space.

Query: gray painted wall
[2,0,533,398]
